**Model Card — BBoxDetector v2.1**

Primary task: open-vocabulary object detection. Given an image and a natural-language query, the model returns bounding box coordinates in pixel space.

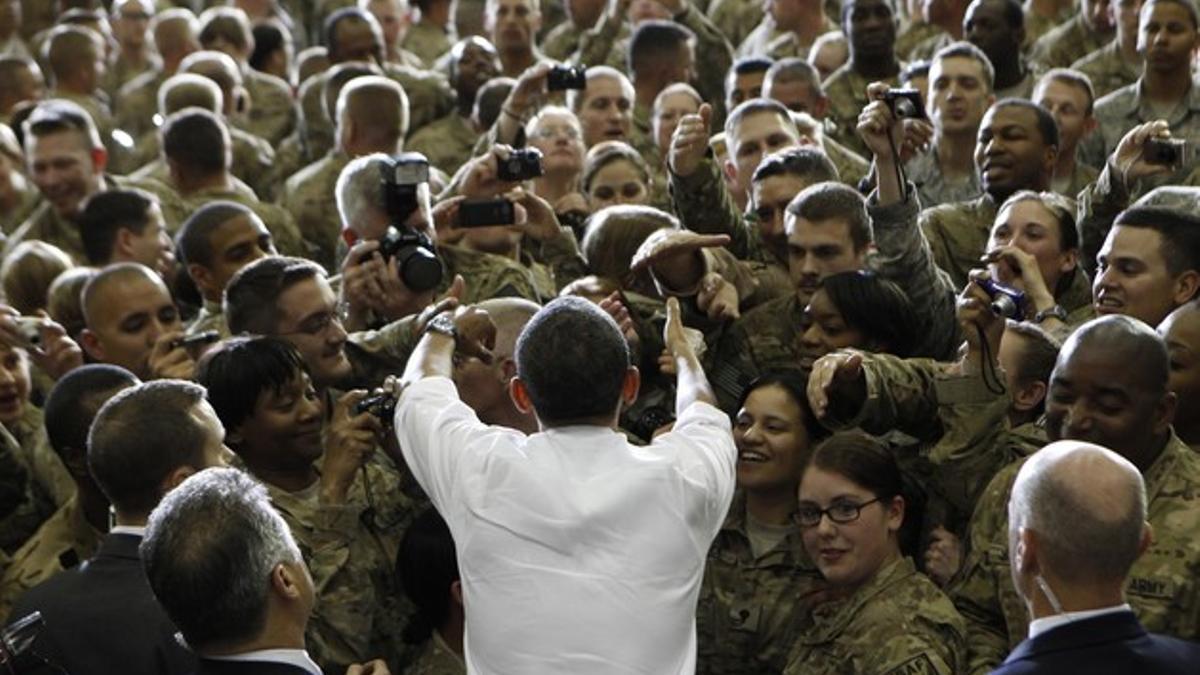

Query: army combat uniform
[0,495,102,624]
[919,194,998,290]
[822,65,902,159]
[1028,15,1113,73]
[782,556,968,675]
[1071,40,1141,100]
[950,432,1200,674]
[404,633,465,675]
[280,151,351,273]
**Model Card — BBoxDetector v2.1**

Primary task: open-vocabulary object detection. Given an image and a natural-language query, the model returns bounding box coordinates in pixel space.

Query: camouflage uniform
[437,244,546,303]
[102,53,159,100]
[265,457,422,672]
[3,407,72,509]
[669,157,784,266]
[950,432,1200,674]
[905,147,983,207]
[113,68,166,146]
[404,634,465,675]
[707,294,807,413]
[919,194,998,290]
[130,126,277,200]
[707,0,766,51]
[782,556,968,675]
[823,65,902,158]
[280,150,350,273]
[994,70,1036,102]
[236,68,297,147]
[735,18,783,58]
[162,183,306,259]
[0,186,40,236]
[895,22,944,61]
[0,494,102,624]
[1083,78,1200,179]
[1052,161,1099,201]
[541,21,584,62]
[1071,40,1141,100]
[697,494,827,675]
[402,21,456,66]
[1024,6,1074,48]
[908,32,953,63]
[1028,16,1114,73]
[0,416,55,559]
[407,114,478,176]
[186,300,230,339]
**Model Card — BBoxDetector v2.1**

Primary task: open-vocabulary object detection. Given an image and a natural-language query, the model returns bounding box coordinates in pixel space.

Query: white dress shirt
[205,648,322,674]
[397,377,737,675]
[1028,604,1134,639]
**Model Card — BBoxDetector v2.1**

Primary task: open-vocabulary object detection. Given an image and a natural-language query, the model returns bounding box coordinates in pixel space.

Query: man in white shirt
[395,295,737,674]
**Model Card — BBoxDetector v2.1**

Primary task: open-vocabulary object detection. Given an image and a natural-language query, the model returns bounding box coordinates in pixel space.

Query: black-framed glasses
[279,302,349,337]
[793,497,882,528]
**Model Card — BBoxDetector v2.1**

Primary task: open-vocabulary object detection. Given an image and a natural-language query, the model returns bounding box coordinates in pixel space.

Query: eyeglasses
[279,302,348,337]
[793,497,882,528]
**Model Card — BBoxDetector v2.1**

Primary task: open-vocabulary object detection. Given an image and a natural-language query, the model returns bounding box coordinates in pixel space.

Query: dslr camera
[1143,137,1189,170]
[547,64,587,91]
[497,147,545,182]
[976,278,1027,319]
[356,391,397,427]
[883,88,926,120]
[378,153,443,292]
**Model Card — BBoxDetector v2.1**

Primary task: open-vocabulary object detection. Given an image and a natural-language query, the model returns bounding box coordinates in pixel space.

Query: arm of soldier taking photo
[0,306,83,382]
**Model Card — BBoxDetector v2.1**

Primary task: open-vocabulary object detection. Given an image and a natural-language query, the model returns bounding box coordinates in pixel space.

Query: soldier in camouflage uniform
[1070,0,1144,99]
[709,0,767,50]
[409,37,500,176]
[113,8,202,146]
[1028,0,1116,72]
[402,0,457,65]
[822,0,904,158]
[395,507,466,675]
[102,0,159,101]
[950,316,1200,674]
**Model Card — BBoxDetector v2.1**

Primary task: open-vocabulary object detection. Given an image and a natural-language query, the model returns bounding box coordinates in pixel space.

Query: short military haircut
[628,20,694,76]
[325,7,378,62]
[581,205,677,284]
[179,50,243,94]
[933,41,996,91]
[43,25,102,83]
[653,82,703,112]
[752,146,840,185]
[724,97,796,142]
[224,256,325,336]
[23,98,103,150]
[765,57,824,96]
[197,336,310,437]
[998,190,1079,252]
[80,262,165,329]
[250,19,289,73]
[158,73,224,116]
[1005,320,1062,391]
[993,98,1059,148]
[335,152,390,231]
[727,57,773,95]
[0,56,40,100]
[1113,206,1200,278]
[78,188,157,266]
[982,0,1025,29]
[397,508,460,645]
[900,60,930,86]
[141,467,304,651]
[87,380,213,516]
[474,77,516,130]
[176,201,256,268]
[1058,315,1170,397]
[515,296,630,425]
[786,181,874,252]
[324,62,381,122]
[336,75,408,144]
[1037,68,1096,116]
[1143,0,1200,28]
[162,107,229,175]
[0,241,73,315]
[198,6,254,53]
[44,364,138,463]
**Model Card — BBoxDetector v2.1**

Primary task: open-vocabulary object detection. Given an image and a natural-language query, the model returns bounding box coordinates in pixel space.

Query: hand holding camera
[1112,120,1179,186]
[0,307,84,382]
[957,271,1010,374]
[322,390,385,505]
[857,83,918,164]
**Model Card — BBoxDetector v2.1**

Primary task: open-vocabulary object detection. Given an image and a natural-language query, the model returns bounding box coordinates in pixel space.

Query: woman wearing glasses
[782,432,967,675]
[696,371,830,675]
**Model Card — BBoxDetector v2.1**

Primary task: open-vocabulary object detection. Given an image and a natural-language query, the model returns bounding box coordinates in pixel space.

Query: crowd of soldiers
[0,0,1199,673]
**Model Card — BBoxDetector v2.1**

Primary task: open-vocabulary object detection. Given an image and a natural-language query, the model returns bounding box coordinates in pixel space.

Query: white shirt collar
[1028,604,1132,639]
[108,525,146,537]
[205,648,322,675]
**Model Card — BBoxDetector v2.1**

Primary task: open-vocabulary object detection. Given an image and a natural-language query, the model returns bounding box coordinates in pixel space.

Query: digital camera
[377,153,443,292]
[976,278,1027,319]
[497,148,544,182]
[883,88,926,120]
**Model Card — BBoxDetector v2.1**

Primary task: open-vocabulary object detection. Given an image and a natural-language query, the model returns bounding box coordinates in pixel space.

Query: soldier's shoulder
[1095,81,1140,117]
[246,69,292,97]
[285,154,340,193]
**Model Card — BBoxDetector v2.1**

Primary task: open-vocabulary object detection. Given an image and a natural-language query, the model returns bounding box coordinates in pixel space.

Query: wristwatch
[425,313,457,340]
[1033,304,1068,324]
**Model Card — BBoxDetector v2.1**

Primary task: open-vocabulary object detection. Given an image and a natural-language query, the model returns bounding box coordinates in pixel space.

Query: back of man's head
[44,25,101,86]
[158,73,224,117]
[515,296,630,425]
[752,146,840,186]
[44,364,139,473]
[87,380,216,519]
[162,107,230,178]
[141,467,306,653]
[628,20,693,79]
[177,200,256,269]
[336,75,408,152]
[1010,441,1148,587]
[198,6,253,58]
[78,188,156,266]
[225,256,325,335]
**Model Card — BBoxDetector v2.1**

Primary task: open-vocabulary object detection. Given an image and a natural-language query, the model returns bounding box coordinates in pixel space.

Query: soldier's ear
[509,376,534,415]
[80,328,105,362]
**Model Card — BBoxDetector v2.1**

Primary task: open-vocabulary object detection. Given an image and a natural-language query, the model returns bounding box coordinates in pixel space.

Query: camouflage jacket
[1029,15,1114,73]
[950,432,1200,674]
[823,65,903,159]
[708,0,767,52]
[280,151,351,273]
[401,21,456,67]
[1071,40,1141,100]
[905,147,983,208]
[237,68,297,147]
[186,300,230,340]
[403,633,465,675]
[919,193,998,290]
[669,157,783,267]
[708,294,807,414]
[783,556,968,675]
[407,114,478,177]
[1079,77,1200,180]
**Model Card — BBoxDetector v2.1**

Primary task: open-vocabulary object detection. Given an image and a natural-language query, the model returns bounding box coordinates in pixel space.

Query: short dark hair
[473,77,516,130]
[628,20,694,76]
[787,181,874,252]
[736,371,830,444]
[752,146,839,185]
[249,19,288,72]
[765,57,823,96]
[1038,68,1096,116]
[933,41,995,91]
[224,256,325,335]
[162,107,228,175]
[78,189,156,266]
[900,60,931,86]
[87,380,212,516]
[724,97,795,141]
[398,508,460,645]
[141,468,303,651]
[23,98,102,149]
[198,7,253,53]
[324,7,376,62]
[1113,206,1200,277]
[993,98,1059,148]
[197,336,310,438]
[820,271,918,357]
[176,201,256,268]
[43,364,138,464]
[1143,0,1200,29]
[514,296,631,425]
[727,57,773,98]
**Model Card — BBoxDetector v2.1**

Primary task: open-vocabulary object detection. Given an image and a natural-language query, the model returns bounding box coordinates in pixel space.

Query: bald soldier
[282,75,408,273]
[996,440,1200,674]
[114,9,201,147]
[951,315,1200,673]
[78,263,198,382]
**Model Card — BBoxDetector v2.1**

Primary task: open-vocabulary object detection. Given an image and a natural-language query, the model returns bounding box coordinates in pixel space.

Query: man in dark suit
[995,440,1200,675]
[8,377,233,675]
[140,467,391,675]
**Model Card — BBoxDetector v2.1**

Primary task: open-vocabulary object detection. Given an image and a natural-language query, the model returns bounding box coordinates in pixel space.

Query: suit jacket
[8,532,196,675]
[195,658,314,675]
[991,609,1200,674]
